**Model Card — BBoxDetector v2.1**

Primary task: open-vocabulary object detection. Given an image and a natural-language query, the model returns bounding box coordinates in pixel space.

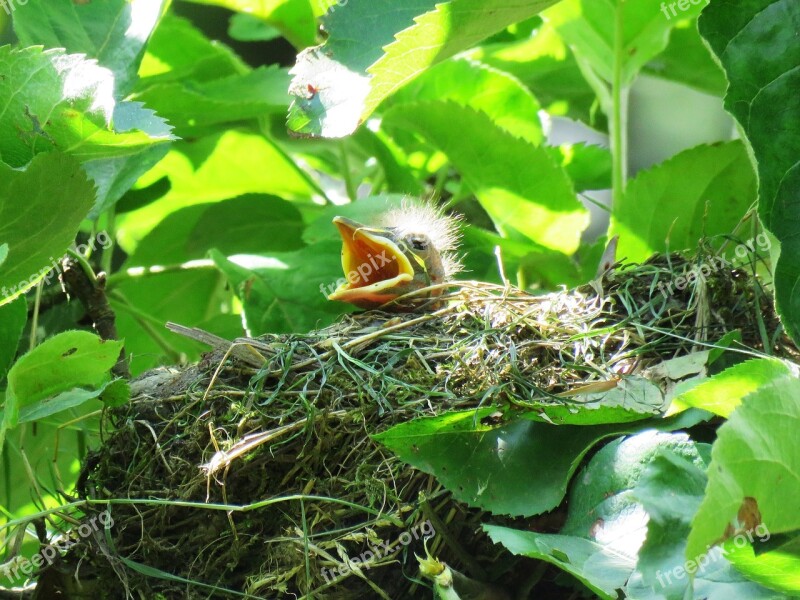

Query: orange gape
[327,205,462,311]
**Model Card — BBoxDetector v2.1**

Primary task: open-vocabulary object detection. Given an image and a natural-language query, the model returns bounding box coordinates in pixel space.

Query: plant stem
[105,260,217,288]
[66,249,98,284]
[340,140,358,202]
[28,282,43,350]
[610,0,629,210]
[100,210,115,276]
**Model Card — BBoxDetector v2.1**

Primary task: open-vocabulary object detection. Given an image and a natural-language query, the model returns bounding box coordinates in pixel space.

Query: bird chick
[328,203,461,310]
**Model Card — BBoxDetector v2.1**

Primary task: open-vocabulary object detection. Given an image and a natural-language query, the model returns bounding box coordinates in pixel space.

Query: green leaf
[350,129,423,194]
[627,449,777,600]
[0,46,173,168]
[1,331,122,446]
[12,0,167,95]
[0,153,95,305]
[671,358,794,417]
[485,526,634,600]
[610,142,756,262]
[139,14,248,84]
[521,376,665,425]
[0,243,7,268]
[127,197,304,267]
[460,226,584,288]
[470,22,604,128]
[562,432,707,537]
[374,409,710,517]
[383,102,588,253]
[686,376,800,561]
[97,377,131,408]
[229,13,282,41]
[549,143,612,193]
[488,432,778,600]
[188,195,305,256]
[0,297,26,380]
[83,102,174,216]
[17,378,128,423]
[210,243,347,336]
[287,0,562,137]
[183,0,317,47]
[642,19,727,96]
[0,420,100,546]
[544,0,707,86]
[699,0,800,344]
[112,202,265,374]
[725,534,800,596]
[116,130,317,246]
[133,67,291,136]
[5,331,122,407]
[387,57,543,144]
[628,451,704,599]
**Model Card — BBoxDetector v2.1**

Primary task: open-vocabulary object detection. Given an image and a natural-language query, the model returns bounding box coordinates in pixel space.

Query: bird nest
[57,250,791,599]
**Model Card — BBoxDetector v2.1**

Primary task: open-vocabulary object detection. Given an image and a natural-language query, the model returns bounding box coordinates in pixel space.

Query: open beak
[328,216,415,307]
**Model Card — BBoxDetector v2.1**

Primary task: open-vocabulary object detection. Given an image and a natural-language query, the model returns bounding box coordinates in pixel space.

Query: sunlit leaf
[671,358,793,418]
[84,102,174,216]
[288,0,561,137]
[544,0,707,86]
[484,432,706,599]
[549,143,612,192]
[0,153,95,305]
[724,534,800,596]
[627,448,777,600]
[133,67,291,136]
[387,57,543,144]
[139,14,248,83]
[183,0,317,47]
[13,0,167,95]
[610,141,756,262]
[486,526,633,600]
[383,102,588,253]
[471,21,603,127]
[686,376,800,561]
[116,130,318,248]
[521,375,665,425]
[0,46,173,168]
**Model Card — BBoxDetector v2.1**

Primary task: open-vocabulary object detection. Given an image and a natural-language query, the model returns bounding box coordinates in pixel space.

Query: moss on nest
[62,251,792,599]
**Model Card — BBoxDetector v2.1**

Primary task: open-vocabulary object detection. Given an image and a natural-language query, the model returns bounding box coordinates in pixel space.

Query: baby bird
[328,203,461,310]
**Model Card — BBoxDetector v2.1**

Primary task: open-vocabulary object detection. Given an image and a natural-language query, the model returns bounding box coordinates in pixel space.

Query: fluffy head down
[380,202,464,279]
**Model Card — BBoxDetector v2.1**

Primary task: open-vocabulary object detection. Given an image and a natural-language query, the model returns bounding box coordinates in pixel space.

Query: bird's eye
[410,238,428,251]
